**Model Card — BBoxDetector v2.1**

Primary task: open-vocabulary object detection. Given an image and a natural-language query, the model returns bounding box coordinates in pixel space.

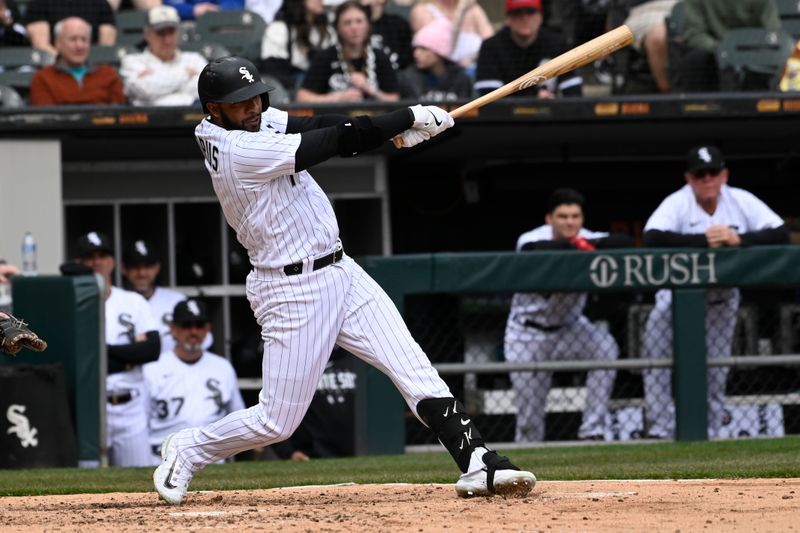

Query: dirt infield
[0,478,797,532]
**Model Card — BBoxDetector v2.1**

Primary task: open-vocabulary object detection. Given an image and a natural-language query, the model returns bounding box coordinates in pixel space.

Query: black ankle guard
[416,398,486,473]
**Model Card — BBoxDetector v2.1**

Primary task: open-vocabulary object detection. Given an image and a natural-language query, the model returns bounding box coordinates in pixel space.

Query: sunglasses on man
[177,321,207,330]
[690,168,722,179]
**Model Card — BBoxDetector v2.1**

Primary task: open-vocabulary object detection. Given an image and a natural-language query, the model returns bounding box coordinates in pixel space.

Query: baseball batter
[76,231,161,467]
[122,239,213,354]
[154,56,534,505]
[144,299,244,465]
[504,188,630,442]
[641,145,788,438]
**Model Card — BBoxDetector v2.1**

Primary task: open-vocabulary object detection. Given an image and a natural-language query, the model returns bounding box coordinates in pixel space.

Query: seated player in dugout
[153,55,536,506]
[144,299,244,465]
[504,188,633,442]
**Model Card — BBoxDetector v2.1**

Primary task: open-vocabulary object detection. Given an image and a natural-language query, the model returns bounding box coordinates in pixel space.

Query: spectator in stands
[641,145,789,439]
[163,0,243,20]
[673,0,781,92]
[246,0,283,24]
[296,1,399,102]
[144,299,244,465]
[361,0,413,70]
[107,0,163,11]
[119,5,207,106]
[29,17,127,106]
[622,0,679,93]
[398,18,473,101]
[121,239,214,354]
[0,0,29,46]
[259,0,335,94]
[410,0,494,72]
[24,0,117,57]
[74,231,161,467]
[474,0,582,98]
[503,188,629,442]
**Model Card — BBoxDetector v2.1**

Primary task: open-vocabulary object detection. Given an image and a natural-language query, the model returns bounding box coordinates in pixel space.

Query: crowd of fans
[0,0,799,108]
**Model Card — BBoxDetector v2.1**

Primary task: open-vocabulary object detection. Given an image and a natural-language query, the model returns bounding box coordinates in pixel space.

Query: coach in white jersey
[75,232,161,467]
[144,299,244,465]
[154,56,535,505]
[504,188,632,442]
[641,145,788,439]
[122,239,213,354]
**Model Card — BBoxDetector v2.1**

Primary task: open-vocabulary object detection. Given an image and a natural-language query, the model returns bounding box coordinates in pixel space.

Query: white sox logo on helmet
[239,67,255,83]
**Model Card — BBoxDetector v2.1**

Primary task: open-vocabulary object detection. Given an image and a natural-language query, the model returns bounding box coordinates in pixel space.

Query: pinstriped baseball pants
[173,255,451,468]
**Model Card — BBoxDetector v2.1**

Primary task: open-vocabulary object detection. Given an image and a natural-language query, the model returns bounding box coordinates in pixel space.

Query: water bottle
[21,232,37,276]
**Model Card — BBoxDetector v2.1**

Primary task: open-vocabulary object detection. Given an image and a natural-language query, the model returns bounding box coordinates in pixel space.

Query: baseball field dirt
[0,478,797,532]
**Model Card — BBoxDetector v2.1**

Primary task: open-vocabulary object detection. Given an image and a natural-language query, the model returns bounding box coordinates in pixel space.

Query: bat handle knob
[392,135,405,149]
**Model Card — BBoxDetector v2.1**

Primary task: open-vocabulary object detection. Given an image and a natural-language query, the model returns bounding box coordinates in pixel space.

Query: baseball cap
[172,299,209,326]
[123,239,159,266]
[506,0,541,13]
[75,231,113,258]
[147,5,180,31]
[686,145,725,173]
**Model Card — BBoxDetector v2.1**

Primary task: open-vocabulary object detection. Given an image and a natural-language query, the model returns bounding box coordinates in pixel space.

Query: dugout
[1,93,800,453]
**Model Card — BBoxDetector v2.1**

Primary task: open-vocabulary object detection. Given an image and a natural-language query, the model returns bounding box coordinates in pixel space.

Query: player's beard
[179,341,203,359]
[219,109,261,132]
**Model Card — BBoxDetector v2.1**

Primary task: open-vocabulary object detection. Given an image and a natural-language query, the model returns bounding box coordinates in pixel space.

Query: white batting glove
[396,128,431,148]
[408,105,454,138]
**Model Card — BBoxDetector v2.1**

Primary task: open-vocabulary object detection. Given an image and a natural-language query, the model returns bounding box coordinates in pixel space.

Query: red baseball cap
[505,0,541,13]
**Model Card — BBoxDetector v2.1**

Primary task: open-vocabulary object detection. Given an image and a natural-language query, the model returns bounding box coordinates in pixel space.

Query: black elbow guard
[337,116,385,157]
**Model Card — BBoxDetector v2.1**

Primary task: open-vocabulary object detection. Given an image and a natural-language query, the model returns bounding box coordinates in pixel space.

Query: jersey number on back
[197,137,219,171]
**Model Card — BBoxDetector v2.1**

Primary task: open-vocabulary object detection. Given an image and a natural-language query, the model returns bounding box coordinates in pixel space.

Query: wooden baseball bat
[393,24,634,148]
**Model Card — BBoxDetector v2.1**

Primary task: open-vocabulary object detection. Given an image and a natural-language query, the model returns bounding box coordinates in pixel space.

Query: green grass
[1,437,799,497]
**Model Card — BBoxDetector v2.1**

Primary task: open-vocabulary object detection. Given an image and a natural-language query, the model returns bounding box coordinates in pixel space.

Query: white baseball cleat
[153,430,194,505]
[455,451,536,498]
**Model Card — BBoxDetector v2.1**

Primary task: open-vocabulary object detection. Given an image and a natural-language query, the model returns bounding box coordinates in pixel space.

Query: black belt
[523,320,563,332]
[107,392,132,405]
[284,247,343,276]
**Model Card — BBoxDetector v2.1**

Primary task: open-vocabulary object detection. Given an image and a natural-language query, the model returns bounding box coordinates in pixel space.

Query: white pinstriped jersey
[194,107,339,270]
[144,350,245,449]
[644,184,784,234]
[105,286,159,393]
[509,224,608,327]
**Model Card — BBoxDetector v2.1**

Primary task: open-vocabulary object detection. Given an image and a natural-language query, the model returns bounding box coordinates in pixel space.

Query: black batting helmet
[198,56,272,114]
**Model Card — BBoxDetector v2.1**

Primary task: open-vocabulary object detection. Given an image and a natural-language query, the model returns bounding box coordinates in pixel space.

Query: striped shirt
[194,107,339,271]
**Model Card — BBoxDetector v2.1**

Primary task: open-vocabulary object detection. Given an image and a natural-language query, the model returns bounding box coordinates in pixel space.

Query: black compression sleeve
[520,240,571,251]
[286,114,352,133]
[643,229,709,247]
[295,108,414,171]
[107,330,161,374]
[592,233,635,249]
[739,224,790,246]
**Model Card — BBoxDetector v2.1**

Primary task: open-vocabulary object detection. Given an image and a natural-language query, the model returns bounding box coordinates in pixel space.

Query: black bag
[0,363,78,468]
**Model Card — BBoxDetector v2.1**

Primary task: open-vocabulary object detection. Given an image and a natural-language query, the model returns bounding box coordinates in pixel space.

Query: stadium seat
[116,10,148,47]
[0,47,53,70]
[0,84,24,109]
[776,0,800,39]
[180,41,232,61]
[89,45,136,68]
[717,28,796,91]
[0,71,35,99]
[194,10,266,61]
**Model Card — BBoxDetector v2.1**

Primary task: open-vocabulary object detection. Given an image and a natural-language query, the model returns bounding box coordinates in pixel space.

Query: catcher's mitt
[0,314,48,356]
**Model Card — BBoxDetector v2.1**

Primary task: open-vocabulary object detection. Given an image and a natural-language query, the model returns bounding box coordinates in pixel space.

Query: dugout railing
[356,245,800,454]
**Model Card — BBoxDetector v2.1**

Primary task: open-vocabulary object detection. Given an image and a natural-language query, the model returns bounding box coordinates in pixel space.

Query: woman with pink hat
[399,18,473,102]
